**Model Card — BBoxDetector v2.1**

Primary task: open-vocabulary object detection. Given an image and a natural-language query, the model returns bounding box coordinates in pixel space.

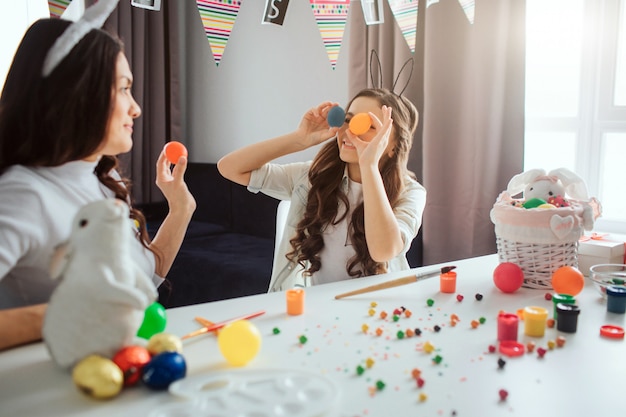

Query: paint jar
[440,271,457,293]
[286,288,305,315]
[523,306,548,337]
[497,312,519,342]
[556,303,581,333]
[552,293,575,320]
[606,286,626,314]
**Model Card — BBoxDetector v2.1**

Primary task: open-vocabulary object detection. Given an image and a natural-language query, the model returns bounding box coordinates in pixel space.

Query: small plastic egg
[493,262,524,293]
[327,106,345,128]
[137,302,167,340]
[164,141,188,164]
[522,198,547,209]
[551,266,585,296]
[142,352,187,390]
[349,113,372,135]
[217,320,262,367]
[112,345,151,386]
[72,355,124,399]
[147,333,183,355]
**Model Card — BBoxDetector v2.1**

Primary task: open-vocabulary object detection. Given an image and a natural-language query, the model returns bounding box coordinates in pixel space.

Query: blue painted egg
[141,351,186,390]
[327,106,345,128]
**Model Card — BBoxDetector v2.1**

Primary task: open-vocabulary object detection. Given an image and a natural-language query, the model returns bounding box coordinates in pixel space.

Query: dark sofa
[145,163,280,308]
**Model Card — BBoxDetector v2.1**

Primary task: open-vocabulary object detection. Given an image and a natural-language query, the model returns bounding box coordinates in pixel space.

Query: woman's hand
[296,101,340,149]
[155,151,196,216]
[349,105,394,169]
[150,151,196,277]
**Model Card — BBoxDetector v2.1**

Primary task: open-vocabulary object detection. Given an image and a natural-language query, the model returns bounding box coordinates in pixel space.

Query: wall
[177,0,352,164]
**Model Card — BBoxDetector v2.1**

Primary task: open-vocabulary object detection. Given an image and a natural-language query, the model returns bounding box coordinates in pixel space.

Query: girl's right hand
[296,101,340,148]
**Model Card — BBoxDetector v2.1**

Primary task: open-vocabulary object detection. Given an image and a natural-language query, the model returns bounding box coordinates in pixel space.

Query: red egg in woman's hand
[164,141,188,164]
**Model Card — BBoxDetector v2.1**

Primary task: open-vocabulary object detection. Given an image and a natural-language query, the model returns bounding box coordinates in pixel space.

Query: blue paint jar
[606,286,626,314]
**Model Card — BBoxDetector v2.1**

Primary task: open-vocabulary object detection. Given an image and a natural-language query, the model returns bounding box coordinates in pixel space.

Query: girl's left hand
[348,105,393,168]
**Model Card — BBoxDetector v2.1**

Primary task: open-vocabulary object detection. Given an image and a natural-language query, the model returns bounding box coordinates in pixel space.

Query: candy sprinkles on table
[267,292,586,417]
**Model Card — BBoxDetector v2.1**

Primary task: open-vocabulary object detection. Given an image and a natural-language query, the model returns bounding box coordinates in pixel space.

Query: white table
[1,254,624,417]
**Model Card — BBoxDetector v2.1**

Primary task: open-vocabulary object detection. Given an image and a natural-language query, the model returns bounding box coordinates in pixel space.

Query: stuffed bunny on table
[43,199,157,370]
[506,168,601,230]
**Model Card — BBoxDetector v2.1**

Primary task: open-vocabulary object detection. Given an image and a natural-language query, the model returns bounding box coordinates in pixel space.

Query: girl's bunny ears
[507,168,590,201]
[42,0,120,77]
[369,49,414,96]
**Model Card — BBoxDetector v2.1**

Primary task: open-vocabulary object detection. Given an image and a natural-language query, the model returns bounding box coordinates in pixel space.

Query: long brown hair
[0,19,151,249]
[287,88,419,278]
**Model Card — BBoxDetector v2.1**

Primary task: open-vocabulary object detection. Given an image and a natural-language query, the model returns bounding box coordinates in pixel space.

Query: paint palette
[150,369,340,417]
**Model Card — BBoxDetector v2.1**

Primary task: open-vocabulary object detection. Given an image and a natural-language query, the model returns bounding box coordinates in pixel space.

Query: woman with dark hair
[218,88,426,291]
[0,16,195,350]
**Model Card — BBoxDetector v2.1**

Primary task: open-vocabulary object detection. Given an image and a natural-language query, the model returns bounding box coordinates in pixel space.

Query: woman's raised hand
[296,101,340,148]
[155,151,196,216]
[351,105,394,168]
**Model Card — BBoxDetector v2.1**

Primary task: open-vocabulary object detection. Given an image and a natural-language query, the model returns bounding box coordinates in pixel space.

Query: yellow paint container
[523,306,548,337]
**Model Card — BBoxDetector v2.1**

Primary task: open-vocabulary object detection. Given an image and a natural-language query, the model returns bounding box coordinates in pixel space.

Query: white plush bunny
[506,167,589,202]
[43,199,157,370]
[506,168,600,230]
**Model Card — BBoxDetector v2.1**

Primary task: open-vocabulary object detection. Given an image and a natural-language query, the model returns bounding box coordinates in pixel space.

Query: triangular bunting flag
[48,0,73,19]
[196,0,242,67]
[310,0,351,69]
[388,0,418,53]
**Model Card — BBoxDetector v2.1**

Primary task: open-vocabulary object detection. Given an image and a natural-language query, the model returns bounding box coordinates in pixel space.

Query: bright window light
[525,0,583,118]
[599,133,626,221]
[615,0,626,105]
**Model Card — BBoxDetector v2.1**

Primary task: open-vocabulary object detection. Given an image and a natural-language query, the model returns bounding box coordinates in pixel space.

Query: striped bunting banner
[388,0,418,53]
[310,0,351,69]
[196,0,243,66]
[48,0,73,19]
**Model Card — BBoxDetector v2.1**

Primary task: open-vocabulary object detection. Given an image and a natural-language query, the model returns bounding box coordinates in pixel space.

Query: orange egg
[349,113,372,136]
[551,266,585,296]
[164,141,188,164]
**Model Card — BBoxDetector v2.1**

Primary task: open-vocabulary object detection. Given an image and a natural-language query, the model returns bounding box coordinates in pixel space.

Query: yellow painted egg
[72,355,123,400]
[147,333,183,355]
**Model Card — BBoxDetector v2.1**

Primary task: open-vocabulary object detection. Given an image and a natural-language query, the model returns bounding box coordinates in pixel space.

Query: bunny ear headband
[42,0,121,77]
[369,49,414,96]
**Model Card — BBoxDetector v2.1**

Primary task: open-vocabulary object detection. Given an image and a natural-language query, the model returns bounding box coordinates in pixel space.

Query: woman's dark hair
[287,88,419,278]
[0,18,152,251]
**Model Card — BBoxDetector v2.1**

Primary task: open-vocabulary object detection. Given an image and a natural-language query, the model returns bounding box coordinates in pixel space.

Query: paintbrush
[181,310,266,340]
[334,266,456,299]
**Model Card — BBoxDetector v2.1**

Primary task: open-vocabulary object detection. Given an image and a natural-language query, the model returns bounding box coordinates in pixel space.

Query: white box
[578,233,626,276]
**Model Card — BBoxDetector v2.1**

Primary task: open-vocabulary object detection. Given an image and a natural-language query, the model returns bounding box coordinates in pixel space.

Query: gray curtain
[349,0,525,265]
[98,0,181,205]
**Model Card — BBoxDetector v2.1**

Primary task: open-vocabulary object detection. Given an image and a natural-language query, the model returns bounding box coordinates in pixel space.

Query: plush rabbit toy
[506,168,600,230]
[43,199,157,370]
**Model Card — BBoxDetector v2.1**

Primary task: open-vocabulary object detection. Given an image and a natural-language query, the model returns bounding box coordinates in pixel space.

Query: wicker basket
[490,192,588,289]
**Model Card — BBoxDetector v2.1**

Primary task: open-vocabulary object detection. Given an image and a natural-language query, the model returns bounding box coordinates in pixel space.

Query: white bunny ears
[506,168,590,201]
[42,0,120,77]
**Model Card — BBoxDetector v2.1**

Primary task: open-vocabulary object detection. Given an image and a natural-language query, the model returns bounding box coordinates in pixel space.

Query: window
[0,0,83,88]
[525,0,626,233]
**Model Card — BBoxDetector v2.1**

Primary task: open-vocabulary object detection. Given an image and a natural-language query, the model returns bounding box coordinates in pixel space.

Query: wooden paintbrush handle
[334,275,417,299]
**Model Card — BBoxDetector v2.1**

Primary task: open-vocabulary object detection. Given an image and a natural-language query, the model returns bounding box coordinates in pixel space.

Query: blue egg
[142,351,187,390]
[327,106,346,128]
